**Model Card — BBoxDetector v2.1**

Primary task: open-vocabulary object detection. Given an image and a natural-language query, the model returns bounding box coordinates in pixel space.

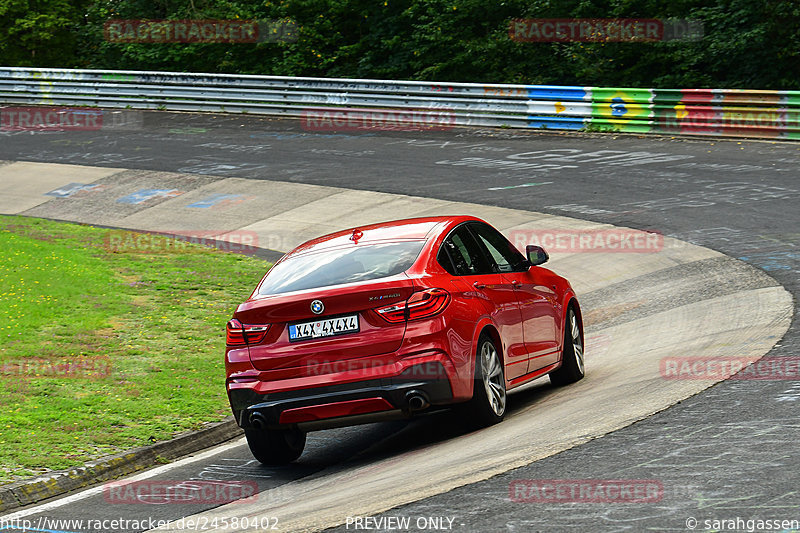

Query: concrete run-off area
[0,160,791,531]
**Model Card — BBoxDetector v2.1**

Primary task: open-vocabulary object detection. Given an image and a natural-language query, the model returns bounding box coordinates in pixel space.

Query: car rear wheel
[549,306,585,386]
[462,334,506,427]
[245,427,306,465]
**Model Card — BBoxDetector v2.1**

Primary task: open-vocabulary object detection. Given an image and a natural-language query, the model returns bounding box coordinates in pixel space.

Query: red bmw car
[225,216,584,464]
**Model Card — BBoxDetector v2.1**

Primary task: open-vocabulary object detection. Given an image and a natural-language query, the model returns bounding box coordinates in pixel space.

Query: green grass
[0,216,270,483]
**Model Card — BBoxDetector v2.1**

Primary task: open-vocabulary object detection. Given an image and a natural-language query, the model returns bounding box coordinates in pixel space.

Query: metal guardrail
[1,67,798,139]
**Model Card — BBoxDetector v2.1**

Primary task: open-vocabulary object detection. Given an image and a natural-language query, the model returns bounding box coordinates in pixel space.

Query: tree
[1,0,797,89]
[0,0,92,67]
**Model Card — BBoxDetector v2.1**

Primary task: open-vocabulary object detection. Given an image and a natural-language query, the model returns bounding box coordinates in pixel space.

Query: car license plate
[288,314,359,342]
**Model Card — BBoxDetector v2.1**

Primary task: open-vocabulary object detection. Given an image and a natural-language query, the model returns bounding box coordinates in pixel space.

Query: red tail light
[226,319,270,346]
[376,288,451,323]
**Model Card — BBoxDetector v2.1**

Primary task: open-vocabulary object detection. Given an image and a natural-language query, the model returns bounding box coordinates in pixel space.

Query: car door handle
[473,281,486,289]
[511,280,522,288]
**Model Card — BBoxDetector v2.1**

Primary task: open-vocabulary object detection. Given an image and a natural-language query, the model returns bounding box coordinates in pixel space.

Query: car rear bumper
[228,362,454,432]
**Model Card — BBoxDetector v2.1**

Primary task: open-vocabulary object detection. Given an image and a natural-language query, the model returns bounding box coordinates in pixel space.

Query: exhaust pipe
[406,391,430,412]
[249,412,267,430]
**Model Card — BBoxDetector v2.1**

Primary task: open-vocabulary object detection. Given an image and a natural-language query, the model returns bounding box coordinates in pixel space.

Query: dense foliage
[1,0,798,89]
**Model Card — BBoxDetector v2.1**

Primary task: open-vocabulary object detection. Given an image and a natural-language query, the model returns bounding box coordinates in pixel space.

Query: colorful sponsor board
[526,99,591,129]
[526,86,589,101]
[516,86,800,138]
[657,108,794,138]
[651,89,800,138]
[103,19,297,43]
[590,88,653,132]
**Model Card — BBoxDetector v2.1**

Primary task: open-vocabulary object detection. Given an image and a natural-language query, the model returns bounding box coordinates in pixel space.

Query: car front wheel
[549,306,585,386]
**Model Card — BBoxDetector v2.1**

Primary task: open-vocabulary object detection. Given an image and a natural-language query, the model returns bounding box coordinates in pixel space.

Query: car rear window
[257,241,426,295]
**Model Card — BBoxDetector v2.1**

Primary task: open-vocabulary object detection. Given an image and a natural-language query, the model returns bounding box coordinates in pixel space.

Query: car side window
[436,245,457,275]
[438,225,492,276]
[468,223,528,273]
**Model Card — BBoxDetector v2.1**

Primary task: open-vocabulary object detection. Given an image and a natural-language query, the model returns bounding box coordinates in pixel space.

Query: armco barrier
[1,67,798,139]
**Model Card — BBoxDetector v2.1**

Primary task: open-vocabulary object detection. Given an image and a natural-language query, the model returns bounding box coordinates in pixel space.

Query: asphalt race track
[0,112,798,532]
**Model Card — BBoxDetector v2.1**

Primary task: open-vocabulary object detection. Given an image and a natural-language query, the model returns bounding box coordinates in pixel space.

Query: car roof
[284,215,483,258]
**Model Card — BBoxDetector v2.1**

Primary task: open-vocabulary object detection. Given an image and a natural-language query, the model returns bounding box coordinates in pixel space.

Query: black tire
[549,305,585,386]
[245,427,306,465]
[461,333,506,428]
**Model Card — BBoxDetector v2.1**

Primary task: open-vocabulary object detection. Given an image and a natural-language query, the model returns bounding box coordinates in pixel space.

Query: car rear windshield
[257,241,425,295]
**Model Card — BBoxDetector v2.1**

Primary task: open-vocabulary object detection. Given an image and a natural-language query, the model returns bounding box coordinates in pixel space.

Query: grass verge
[0,215,270,483]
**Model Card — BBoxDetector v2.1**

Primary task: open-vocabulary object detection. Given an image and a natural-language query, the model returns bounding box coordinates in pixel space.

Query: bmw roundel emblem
[310,300,324,315]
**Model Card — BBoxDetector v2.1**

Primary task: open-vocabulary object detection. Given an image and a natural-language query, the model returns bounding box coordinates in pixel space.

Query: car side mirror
[526,245,549,266]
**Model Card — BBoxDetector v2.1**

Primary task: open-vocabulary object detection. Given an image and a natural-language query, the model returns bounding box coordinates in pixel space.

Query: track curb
[0,417,242,514]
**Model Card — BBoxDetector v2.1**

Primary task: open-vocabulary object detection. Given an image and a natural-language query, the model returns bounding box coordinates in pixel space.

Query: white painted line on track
[0,437,246,520]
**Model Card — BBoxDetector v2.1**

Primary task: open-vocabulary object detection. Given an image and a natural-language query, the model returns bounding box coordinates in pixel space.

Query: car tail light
[226,319,270,346]
[376,288,451,323]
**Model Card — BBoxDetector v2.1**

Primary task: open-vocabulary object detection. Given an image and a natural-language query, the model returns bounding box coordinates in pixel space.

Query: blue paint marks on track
[187,193,244,208]
[45,183,103,198]
[116,189,182,204]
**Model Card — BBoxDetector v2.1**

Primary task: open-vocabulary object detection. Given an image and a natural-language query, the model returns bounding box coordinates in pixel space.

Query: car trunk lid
[234,277,415,372]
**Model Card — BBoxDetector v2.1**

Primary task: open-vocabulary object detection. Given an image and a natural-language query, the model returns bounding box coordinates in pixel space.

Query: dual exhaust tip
[248,392,430,429]
[406,390,430,412]
[249,412,268,430]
